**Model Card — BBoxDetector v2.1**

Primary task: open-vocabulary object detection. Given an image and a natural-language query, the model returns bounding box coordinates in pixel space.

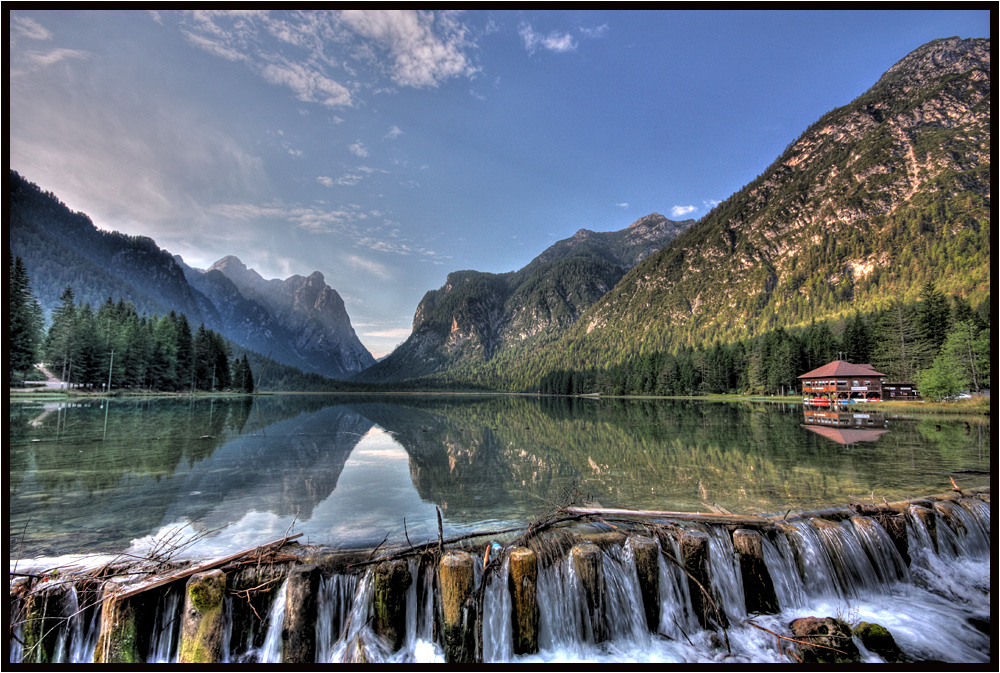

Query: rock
[853,621,904,662]
[788,616,860,664]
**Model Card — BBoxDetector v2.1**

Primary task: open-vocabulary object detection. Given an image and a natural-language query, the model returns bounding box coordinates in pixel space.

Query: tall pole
[107,350,115,393]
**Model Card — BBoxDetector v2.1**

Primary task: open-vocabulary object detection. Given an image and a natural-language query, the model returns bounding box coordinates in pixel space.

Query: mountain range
[358,36,991,389]
[9,173,374,380]
[9,37,990,390]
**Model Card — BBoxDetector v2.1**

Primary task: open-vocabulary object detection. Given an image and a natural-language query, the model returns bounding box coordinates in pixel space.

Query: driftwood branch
[563,506,774,529]
[113,533,302,600]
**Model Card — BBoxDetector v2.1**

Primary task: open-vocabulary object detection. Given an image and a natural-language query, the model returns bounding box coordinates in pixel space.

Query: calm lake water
[8,394,990,565]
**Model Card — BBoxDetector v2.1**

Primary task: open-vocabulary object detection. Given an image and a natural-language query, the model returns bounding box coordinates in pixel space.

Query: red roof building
[798,360,886,402]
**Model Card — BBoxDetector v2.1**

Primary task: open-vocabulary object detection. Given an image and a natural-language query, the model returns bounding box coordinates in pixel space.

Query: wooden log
[94,585,146,664]
[508,547,539,655]
[372,559,411,652]
[438,551,477,664]
[114,533,302,601]
[179,570,227,664]
[732,529,778,615]
[629,536,660,632]
[570,542,606,643]
[564,507,773,529]
[282,564,320,664]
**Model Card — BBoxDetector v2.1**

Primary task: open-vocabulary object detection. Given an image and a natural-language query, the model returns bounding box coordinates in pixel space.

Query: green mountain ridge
[386,36,989,390]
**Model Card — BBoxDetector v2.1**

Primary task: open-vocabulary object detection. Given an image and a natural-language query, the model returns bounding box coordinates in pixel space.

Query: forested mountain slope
[486,37,990,389]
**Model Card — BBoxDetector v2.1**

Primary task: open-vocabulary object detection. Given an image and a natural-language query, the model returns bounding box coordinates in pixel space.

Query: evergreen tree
[232,355,256,393]
[841,311,872,364]
[870,300,928,382]
[44,286,79,385]
[917,281,951,360]
[8,256,44,383]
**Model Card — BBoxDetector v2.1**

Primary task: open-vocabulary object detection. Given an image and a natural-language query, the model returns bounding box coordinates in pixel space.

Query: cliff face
[354,213,693,383]
[202,256,376,379]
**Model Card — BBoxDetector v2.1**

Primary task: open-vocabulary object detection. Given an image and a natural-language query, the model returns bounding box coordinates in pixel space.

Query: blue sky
[9,10,990,357]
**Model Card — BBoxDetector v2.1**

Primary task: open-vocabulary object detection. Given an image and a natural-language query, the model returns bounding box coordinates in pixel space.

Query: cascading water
[9,493,991,664]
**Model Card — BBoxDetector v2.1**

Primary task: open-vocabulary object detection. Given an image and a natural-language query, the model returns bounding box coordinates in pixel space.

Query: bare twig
[745,619,849,657]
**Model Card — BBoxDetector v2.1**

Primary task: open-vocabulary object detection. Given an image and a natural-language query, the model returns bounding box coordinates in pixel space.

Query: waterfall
[257,580,287,663]
[706,528,747,622]
[315,572,359,662]
[8,493,991,664]
[761,534,806,608]
[482,556,513,662]
[147,587,182,663]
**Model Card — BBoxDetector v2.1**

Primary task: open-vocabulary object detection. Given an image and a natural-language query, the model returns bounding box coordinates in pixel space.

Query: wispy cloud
[338,10,478,88]
[519,22,577,55]
[579,24,610,40]
[346,254,391,279]
[670,205,697,218]
[13,16,53,41]
[383,125,403,140]
[616,202,629,209]
[175,10,481,107]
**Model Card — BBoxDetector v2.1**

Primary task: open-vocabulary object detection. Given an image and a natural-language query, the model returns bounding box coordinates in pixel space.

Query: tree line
[536,282,990,401]
[9,256,254,393]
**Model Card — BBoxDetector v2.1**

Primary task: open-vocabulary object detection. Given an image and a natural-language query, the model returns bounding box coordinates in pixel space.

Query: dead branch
[745,619,849,656]
[112,533,302,600]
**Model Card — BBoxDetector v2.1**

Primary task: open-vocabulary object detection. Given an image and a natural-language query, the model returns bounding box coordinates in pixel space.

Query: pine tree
[44,286,79,386]
[841,311,872,364]
[917,281,951,361]
[8,256,44,383]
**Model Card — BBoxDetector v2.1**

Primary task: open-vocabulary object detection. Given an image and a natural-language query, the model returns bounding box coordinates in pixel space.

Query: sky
[8,9,991,357]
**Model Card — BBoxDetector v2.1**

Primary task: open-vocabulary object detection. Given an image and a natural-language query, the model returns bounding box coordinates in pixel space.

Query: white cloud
[670,205,698,218]
[317,176,335,187]
[13,16,53,41]
[616,202,629,209]
[519,22,577,55]
[173,10,479,111]
[383,125,403,140]
[348,141,369,157]
[338,10,477,87]
[703,199,721,210]
[260,60,352,107]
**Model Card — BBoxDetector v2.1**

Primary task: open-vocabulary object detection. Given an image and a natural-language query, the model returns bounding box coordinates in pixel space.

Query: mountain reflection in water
[8,395,990,563]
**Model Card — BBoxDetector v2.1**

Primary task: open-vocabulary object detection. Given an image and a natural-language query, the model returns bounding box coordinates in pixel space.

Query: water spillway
[9,489,990,664]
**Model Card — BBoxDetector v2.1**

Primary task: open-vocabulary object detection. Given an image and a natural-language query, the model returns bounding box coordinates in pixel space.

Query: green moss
[188,576,224,613]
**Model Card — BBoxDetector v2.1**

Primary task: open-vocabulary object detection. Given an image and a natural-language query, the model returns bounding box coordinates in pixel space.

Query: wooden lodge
[798,360,885,403]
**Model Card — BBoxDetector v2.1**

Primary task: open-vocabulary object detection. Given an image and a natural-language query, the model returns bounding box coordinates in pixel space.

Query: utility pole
[106,350,115,393]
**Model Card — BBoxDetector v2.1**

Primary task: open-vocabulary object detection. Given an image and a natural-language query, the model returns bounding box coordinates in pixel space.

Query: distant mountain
[502,36,991,385]
[9,171,374,380]
[354,212,693,383]
[195,256,375,378]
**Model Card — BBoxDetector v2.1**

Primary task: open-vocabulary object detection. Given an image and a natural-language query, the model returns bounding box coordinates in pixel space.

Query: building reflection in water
[802,405,889,445]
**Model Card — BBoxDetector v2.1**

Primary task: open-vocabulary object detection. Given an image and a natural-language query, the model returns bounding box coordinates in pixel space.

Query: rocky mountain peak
[878,37,989,89]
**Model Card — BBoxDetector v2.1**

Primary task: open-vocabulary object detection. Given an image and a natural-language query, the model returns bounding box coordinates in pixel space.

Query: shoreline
[8,388,991,416]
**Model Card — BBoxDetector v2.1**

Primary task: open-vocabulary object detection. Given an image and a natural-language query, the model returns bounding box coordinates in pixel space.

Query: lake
[8,394,991,566]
